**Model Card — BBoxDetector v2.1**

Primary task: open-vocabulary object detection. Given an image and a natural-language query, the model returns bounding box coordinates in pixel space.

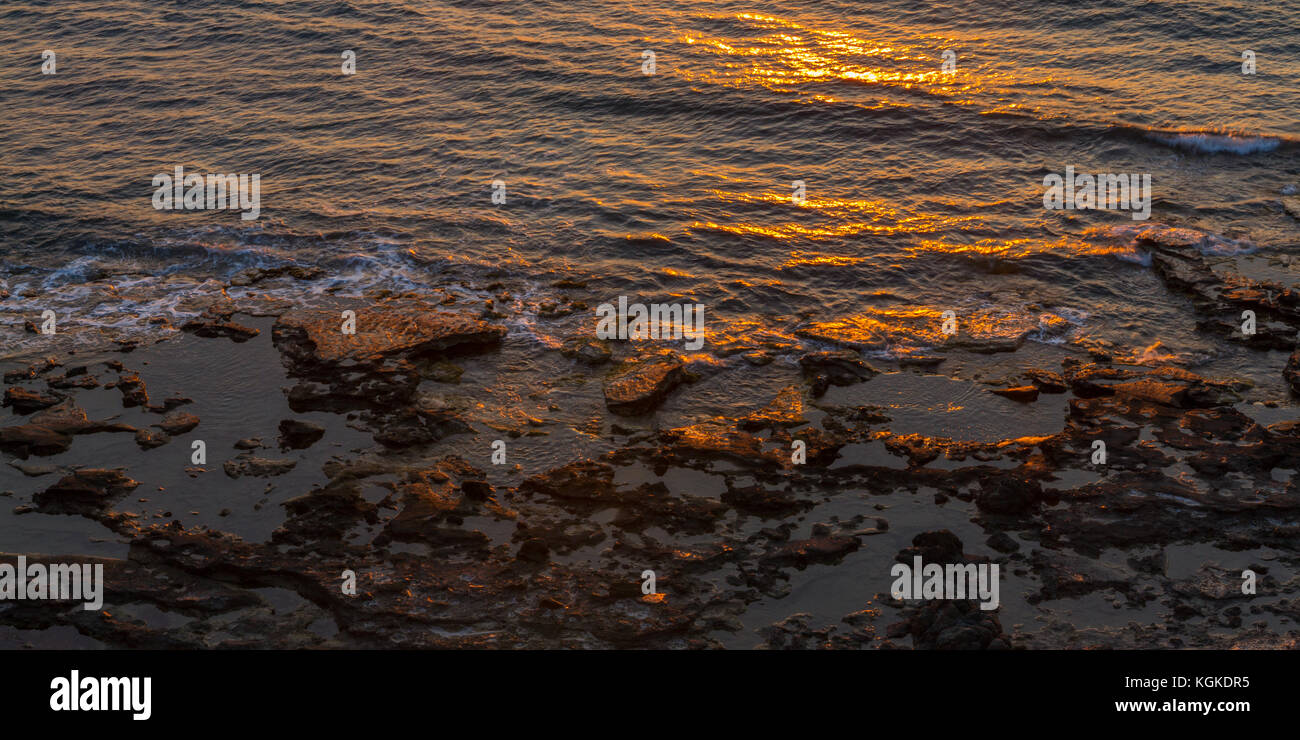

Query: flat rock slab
[154,411,200,436]
[224,456,297,479]
[34,468,139,514]
[603,357,685,415]
[274,302,506,366]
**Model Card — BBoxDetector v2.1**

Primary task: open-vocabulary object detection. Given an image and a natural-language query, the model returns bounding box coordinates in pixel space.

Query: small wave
[1098,223,1255,256]
[1145,131,1282,155]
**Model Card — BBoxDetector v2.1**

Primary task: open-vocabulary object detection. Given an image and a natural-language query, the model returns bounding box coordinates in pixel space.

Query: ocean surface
[3,0,1299,381]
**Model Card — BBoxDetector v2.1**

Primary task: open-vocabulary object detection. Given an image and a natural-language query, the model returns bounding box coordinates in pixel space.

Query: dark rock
[0,424,72,457]
[560,336,612,365]
[517,539,550,563]
[154,411,199,436]
[1024,368,1068,393]
[181,316,260,342]
[522,460,617,501]
[273,301,504,413]
[798,350,879,397]
[987,532,1020,553]
[134,428,170,449]
[763,535,860,567]
[34,469,139,514]
[278,419,325,450]
[3,387,63,414]
[229,265,324,286]
[975,476,1042,515]
[1286,350,1300,395]
[116,373,149,408]
[371,406,471,449]
[224,456,296,479]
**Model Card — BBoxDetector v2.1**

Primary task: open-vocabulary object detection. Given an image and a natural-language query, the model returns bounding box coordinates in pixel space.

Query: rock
[9,460,57,477]
[371,406,472,449]
[1112,378,1236,409]
[223,456,297,479]
[0,399,137,457]
[660,419,780,467]
[1286,350,1300,395]
[273,302,505,413]
[560,336,611,365]
[278,419,325,449]
[763,535,860,566]
[798,350,879,397]
[3,387,64,414]
[0,424,72,457]
[181,316,260,342]
[975,476,1042,515]
[895,600,1010,649]
[228,265,324,286]
[113,372,150,408]
[721,485,815,515]
[990,385,1039,403]
[415,360,463,383]
[135,428,170,449]
[1283,197,1300,221]
[739,385,805,429]
[517,539,550,563]
[274,302,506,367]
[376,468,490,551]
[48,371,100,390]
[897,530,966,564]
[522,460,617,501]
[603,357,685,415]
[154,411,199,436]
[987,532,1020,553]
[162,396,193,411]
[34,469,139,514]
[234,437,262,450]
[1024,368,1068,393]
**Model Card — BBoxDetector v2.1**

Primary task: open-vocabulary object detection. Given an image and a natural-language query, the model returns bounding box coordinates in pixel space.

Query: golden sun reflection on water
[674,12,992,105]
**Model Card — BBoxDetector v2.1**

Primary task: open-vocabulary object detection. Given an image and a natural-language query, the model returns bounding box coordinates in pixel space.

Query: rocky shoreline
[3,236,1300,649]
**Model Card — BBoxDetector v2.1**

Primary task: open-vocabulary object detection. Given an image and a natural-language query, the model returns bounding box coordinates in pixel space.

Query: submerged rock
[560,335,612,365]
[154,411,200,436]
[224,455,297,479]
[762,535,860,567]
